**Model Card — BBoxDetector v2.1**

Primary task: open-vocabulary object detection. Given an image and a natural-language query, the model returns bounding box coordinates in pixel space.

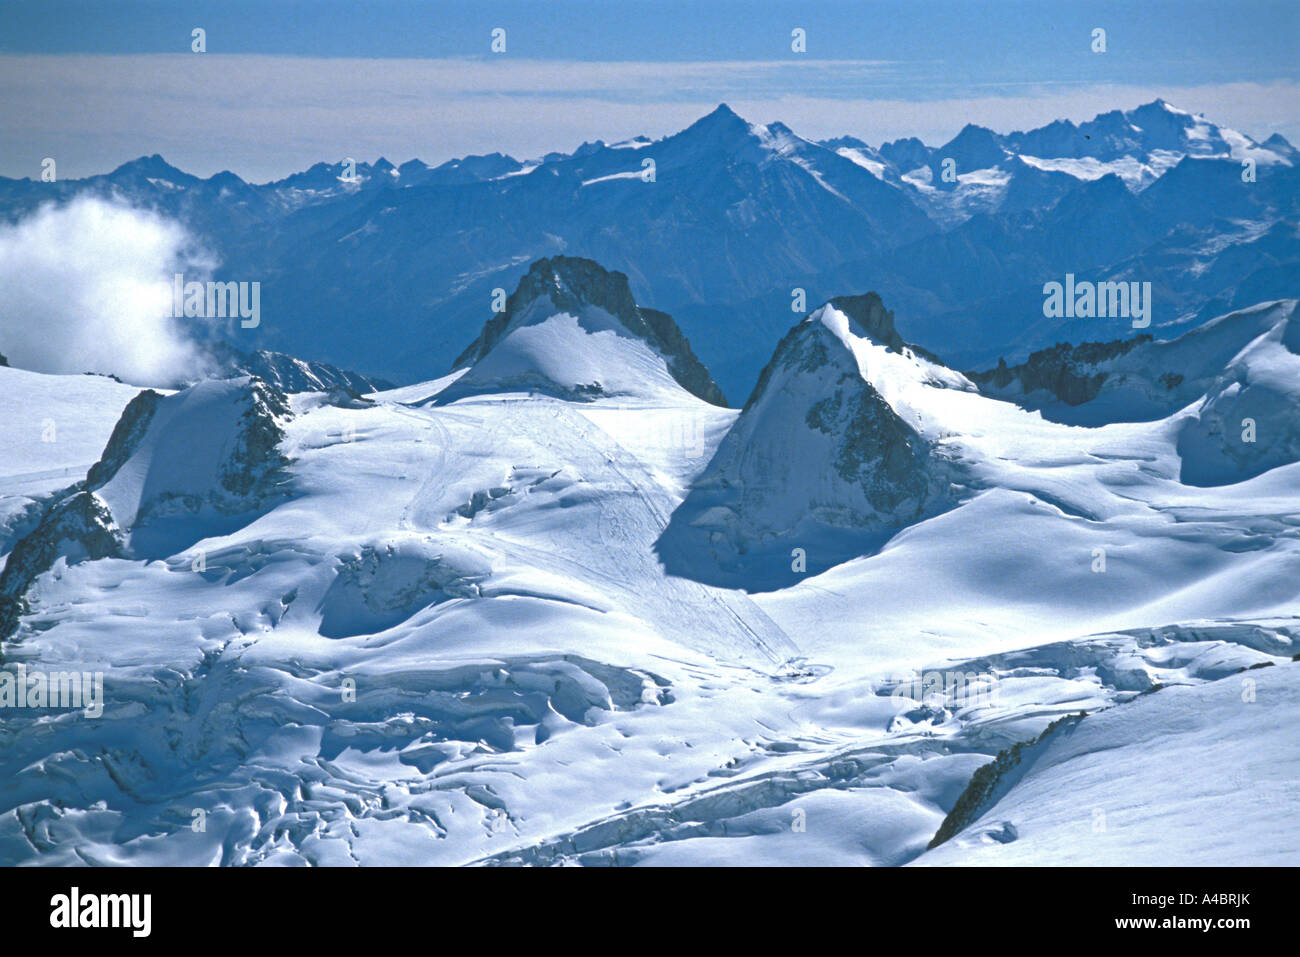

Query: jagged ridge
[968,335,1155,406]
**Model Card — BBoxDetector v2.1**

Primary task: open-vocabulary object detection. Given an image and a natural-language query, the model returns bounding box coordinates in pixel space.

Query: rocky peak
[660,293,958,585]
[686,103,749,136]
[826,293,906,352]
[454,256,726,406]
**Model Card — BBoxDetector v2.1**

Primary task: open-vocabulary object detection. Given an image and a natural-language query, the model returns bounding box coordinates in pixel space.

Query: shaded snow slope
[1176,302,1300,485]
[917,660,1300,866]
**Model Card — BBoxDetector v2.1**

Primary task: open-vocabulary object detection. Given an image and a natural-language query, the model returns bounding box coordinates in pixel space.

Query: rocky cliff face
[210,378,294,503]
[85,388,165,488]
[968,335,1154,407]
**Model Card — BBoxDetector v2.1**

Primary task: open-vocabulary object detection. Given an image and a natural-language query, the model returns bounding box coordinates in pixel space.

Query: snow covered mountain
[446,255,725,406]
[967,296,1300,492]
[2,261,1296,866]
[213,346,394,395]
[4,100,1290,400]
[660,294,969,585]
[861,98,1297,225]
[920,657,1300,866]
[0,377,293,634]
[967,295,1300,487]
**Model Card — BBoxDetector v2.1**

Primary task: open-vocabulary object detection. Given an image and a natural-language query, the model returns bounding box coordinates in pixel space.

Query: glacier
[0,257,1296,866]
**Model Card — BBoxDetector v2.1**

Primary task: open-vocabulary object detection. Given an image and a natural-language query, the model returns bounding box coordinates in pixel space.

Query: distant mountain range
[2,99,1294,401]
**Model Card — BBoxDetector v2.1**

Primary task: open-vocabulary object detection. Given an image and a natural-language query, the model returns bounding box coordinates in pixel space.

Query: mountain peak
[825,293,906,352]
[1129,97,1192,118]
[937,124,1009,171]
[681,102,752,139]
[109,154,193,182]
[661,290,953,583]
[449,256,726,406]
[1137,97,1191,115]
[511,255,641,320]
[821,134,872,151]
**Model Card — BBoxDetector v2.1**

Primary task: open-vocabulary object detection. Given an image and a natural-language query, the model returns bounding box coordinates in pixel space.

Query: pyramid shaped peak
[682,102,753,137]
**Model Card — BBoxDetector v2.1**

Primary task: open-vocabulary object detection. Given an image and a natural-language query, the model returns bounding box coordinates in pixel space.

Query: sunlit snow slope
[0,271,1296,866]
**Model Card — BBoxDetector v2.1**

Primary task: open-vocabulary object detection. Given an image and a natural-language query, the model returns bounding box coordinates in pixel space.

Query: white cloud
[0,197,214,386]
[0,54,1295,181]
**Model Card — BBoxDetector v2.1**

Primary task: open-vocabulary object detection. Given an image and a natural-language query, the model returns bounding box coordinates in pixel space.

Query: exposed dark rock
[806,380,930,516]
[0,491,125,638]
[86,389,164,489]
[967,334,1153,405]
[828,293,907,352]
[927,713,1084,850]
[218,378,294,501]
[762,316,931,515]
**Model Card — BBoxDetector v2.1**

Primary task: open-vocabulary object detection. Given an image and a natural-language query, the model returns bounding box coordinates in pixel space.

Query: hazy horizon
[1,0,1297,180]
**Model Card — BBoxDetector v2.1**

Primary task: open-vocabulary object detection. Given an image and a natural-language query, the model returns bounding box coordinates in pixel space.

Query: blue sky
[2,0,1297,180]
